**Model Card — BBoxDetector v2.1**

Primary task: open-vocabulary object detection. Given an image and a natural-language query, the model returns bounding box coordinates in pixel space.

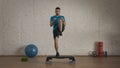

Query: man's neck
[56,14,60,16]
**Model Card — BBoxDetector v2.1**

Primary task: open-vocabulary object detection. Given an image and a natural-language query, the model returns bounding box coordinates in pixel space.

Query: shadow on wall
[15,46,25,55]
[88,41,98,56]
[108,34,120,55]
[94,41,98,52]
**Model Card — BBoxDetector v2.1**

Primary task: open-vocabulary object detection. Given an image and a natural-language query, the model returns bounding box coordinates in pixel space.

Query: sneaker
[56,52,60,57]
[59,31,62,36]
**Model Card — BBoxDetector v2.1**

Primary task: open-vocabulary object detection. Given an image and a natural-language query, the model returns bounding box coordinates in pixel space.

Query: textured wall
[0,0,120,55]
[0,0,3,55]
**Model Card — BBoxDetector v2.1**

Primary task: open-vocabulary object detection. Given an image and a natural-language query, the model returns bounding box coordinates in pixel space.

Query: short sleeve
[61,16,65,22]
[50,16,53,23]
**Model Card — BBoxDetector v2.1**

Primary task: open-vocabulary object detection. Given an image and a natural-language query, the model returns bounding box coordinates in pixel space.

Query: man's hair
[55,7,60,10]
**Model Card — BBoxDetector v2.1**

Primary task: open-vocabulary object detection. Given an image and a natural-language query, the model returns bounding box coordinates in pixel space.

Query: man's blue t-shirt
[50,15,65,30]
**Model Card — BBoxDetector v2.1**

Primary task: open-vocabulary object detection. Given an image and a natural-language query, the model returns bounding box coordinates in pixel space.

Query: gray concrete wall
[0,0,3,55]
[0,0,120,55]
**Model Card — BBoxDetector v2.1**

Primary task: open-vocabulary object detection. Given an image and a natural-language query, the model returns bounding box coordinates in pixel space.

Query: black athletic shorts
[53,25,65,39]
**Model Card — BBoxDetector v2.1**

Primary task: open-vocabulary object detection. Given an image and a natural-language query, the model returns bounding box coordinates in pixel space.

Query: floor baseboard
[0,55,120,57]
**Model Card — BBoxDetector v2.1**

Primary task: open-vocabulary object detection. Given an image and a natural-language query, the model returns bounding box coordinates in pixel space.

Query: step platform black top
[46,55,75,59]
[46,55,76,64]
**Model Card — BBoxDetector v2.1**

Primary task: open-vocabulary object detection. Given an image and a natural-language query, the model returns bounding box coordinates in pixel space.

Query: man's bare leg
[58,19,64,36]
[54,37,59,56]
[58,19,63,32]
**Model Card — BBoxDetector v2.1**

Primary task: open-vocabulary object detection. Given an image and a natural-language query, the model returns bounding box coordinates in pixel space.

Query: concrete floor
[0,56,120,68]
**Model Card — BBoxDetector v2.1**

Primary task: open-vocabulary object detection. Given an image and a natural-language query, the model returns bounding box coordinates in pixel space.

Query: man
[50,7,66,56]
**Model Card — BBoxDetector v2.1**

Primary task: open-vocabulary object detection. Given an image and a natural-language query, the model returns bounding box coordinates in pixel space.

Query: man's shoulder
[51,15,56,18]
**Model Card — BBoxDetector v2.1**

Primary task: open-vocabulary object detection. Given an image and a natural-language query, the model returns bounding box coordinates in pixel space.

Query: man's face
[55,9,60,15]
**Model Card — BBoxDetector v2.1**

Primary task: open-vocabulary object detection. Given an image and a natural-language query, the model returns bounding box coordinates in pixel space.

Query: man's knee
[59,19,63,24]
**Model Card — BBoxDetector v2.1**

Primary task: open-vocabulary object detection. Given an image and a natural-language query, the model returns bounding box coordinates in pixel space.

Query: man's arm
[63,22,66,26]
[60,18,66,26]
[50,16,55,27]
[61,16,66,26]
[50,21,54,27]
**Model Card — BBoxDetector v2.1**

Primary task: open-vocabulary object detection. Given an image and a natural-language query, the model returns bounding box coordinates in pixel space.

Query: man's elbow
[50,24,53,27]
